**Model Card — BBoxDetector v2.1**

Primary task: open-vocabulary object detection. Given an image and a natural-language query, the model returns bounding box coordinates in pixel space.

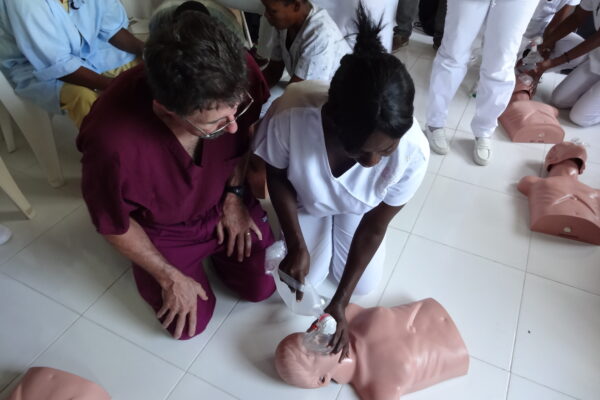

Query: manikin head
[325,4,414,168]
[544,142,587,175]
[275,333,354,388]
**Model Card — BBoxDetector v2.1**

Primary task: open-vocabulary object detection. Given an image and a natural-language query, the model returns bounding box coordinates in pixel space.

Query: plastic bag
[265,241,326,317]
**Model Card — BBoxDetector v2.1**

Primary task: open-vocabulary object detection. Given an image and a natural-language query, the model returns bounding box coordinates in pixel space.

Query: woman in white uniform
[253,6,429,360]
[519,0,585,70]
[425,0,538,166]
[260,0,350,87]
[533,0,600,127]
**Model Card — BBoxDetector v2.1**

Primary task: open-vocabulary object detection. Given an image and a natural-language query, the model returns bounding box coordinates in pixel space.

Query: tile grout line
[409,232,527,274]
[183,297,241,373]
[0,202,85,269]
[374,233,412,307]
[508,372,581,400]
[407,173,439,234]
[505,229,533,399]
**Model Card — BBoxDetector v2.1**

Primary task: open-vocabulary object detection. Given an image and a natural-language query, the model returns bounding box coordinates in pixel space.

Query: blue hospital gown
[0,0,135,113]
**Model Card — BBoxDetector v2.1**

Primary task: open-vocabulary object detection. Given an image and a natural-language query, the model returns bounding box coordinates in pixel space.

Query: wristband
[225,185,245,198]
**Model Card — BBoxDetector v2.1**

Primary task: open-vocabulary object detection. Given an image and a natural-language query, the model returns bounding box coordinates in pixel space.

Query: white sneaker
[473,137,492,166]
[425,126,449,155]
[0,224,11,245]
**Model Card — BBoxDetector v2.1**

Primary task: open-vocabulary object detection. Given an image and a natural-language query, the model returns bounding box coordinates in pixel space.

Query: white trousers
[552,59,600,127]
[427,0,538,138]
[297,211,386,296]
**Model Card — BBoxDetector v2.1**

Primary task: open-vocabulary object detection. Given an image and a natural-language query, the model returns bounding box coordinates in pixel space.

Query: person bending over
[253,5,429,359]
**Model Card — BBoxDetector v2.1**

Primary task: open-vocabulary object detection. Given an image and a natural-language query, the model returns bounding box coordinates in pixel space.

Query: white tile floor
[1,33,599,400]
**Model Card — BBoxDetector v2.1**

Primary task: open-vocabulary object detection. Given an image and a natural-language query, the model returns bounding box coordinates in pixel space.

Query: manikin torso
[7,367,111,400]
[499,81,564,143]
[518,145,600,245]
[275,299,469,400]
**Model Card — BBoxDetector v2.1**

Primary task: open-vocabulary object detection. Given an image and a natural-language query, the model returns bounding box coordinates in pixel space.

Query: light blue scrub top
[0,0,136,113]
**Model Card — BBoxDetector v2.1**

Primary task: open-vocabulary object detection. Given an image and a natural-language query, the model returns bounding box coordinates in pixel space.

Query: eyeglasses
[181,92,254,140]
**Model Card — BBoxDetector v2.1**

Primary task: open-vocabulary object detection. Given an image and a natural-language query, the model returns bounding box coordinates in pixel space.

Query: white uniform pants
[552,59,600,127]
[297,212,386,296]
[427,0,538,138]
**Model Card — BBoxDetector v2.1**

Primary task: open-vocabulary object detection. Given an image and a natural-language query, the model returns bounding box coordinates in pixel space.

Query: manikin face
[345,131,401,168]
[261,0,300,30]
[275,333,345,388]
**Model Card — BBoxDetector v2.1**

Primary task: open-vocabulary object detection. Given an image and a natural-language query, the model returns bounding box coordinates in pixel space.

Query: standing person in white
[425,0,538,166]
[519,0,585,70]
[253,7,429,359]
[532,0,600,127]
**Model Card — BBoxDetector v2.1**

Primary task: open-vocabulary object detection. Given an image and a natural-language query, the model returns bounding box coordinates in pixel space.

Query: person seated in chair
[0,0,144,128]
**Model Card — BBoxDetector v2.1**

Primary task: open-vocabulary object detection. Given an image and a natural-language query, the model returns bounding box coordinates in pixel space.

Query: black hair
[173,1,210,18]
[144,10,247,116]
[327,2,415,152]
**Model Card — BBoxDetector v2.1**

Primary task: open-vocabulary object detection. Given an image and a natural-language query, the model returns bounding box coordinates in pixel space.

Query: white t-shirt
[580,0,600,74]
[253,81,430,217]
[271,4,351,82]
[524,0,580,38]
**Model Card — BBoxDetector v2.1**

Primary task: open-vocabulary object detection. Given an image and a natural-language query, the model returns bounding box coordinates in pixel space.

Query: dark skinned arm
[59,67,113,91]
[544,5,576,39]
[541,6,590,52]
[262,60,285,88]
[536,29,600,73]
[325,201,405,361]
[265,162,310,297]
[59,29,144,91]
[109,28,145,58]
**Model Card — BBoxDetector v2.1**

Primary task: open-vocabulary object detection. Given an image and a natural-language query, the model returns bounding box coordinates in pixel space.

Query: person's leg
[394,0,420,47]
[296,212,334,288]
[330,213,386,296]
[426,0,488,129]
[101,59,140,79]
[210,198,276,302]
[552,59,598,109]
[473,0,538,139]
[132,238,217,340]
[569,75,600,127]
[59,84,99,128]
[433,0,447,49]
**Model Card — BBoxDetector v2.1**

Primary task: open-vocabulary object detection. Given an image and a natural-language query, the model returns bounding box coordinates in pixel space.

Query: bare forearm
[547,30,600,67]
[266,164,306,251]
[104,218,178,286]
[60,66,112,91]
[544,5,575,38]
[109,28,144,58]
[544,7,589,45]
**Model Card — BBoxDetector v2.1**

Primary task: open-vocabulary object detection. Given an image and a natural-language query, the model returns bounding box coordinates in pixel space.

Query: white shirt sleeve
[294,32,338,81]
[567,0,581,6]
[252,108,291,169]
[383,147,428,207]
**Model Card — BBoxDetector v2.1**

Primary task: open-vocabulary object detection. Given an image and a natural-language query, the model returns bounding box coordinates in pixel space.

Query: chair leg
[7,103,64,188]
[0,102,15,153]
[0,156,35,219]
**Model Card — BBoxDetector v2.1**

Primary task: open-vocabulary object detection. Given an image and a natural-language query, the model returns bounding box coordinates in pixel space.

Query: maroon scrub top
[77,55,270,240]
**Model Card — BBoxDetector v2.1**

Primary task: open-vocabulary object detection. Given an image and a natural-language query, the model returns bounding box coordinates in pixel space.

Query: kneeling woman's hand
[278,246,310,301]
[324,300,350,363]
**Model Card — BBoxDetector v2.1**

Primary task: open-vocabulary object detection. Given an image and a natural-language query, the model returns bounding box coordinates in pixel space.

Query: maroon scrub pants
[132,199,275,340]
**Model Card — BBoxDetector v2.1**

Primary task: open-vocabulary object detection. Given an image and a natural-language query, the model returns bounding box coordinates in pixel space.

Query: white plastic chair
[0,72,64,188]
[0,154,35,219]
